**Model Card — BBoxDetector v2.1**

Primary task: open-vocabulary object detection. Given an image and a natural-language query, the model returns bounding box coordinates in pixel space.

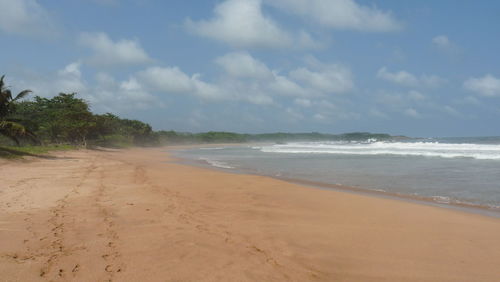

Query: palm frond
[14,90,32,101]
[0,120,25,132]
[0,121,22,145]
[0,75,38,144]
[0,120,38,145]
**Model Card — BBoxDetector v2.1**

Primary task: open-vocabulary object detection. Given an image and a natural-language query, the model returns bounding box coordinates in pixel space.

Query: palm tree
[0,75,37,145]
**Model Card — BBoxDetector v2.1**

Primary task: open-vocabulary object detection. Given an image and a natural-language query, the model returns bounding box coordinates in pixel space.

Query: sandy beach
[0,147,499,281]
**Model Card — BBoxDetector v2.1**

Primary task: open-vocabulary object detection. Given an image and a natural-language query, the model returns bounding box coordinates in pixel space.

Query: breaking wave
[258,141,500,160]
[198,157,234,169]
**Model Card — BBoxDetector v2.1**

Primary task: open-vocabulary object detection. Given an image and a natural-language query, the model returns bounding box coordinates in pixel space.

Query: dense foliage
[156,131,248,144]
[0,75,37,144]
[156,131,401,144]
[5,92,157,147]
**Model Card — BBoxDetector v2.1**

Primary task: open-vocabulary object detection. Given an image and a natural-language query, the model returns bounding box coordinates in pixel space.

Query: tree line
[1,75,403,148]
[1,76,156,147]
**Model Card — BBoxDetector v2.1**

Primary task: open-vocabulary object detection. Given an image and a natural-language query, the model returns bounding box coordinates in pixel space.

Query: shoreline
[171,146,500,219]
[276,176,500,218]
[1,147,499,281]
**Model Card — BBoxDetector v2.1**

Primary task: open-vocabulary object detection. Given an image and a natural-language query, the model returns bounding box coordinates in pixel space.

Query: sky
[1,0,499,137]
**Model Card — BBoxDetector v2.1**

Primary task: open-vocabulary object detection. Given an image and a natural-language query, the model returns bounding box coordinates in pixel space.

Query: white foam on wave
[199,157,234,169]
[258,141,500,160]
[432,196,451,204]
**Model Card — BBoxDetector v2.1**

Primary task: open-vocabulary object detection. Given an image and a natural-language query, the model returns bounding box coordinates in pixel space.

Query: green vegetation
[156,131,248,144]
[0,75,37,145]
[4,90,158,148]
[1,74,405,158]
[156,131,401,144]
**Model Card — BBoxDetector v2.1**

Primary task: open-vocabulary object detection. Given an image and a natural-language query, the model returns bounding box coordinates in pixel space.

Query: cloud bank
[78,32,152,67]
[377,67,445,88]
[265,0,402,32]
[185,0,322,49]
[464,74,500,97]
[0,0,57,37]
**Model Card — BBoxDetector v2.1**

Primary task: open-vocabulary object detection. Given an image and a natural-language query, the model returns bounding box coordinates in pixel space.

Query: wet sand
[1,147,499,281]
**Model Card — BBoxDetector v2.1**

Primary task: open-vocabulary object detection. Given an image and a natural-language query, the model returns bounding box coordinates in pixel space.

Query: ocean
[173,137,500,214]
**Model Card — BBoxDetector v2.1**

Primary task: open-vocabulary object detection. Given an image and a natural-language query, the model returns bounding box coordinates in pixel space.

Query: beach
[1,147,499,281]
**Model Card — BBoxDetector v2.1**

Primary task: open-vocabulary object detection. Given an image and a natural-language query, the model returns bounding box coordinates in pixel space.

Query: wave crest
[258,141,500,160]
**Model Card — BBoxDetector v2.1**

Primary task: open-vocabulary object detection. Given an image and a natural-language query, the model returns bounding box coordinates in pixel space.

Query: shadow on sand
[0,147,75,160]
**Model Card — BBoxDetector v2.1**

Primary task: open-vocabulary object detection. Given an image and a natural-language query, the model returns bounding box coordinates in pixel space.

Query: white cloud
[404,108,421,118]
[11,62,87,97]
[269,74,309,97]
[111,78,160,110]
[294,98,312,107]
[432,35,461,57]
[185,0,292,48]
[66,66,162,112]
[78,32,152,66]
[377,67,418,86]
[214,52,352,100]
[420,75,446,88]
[0,0,57,37]
[11,63,162,112]
[56,62,87,94]
[137,67,192,93]
[246,94,274,105]
[191,75,230,100]
[95,72,115,88]
[290,63,354,94]
[265,0,402,32]
[221,78,275,105]
[135,66,230,101]
[377,67,445,87]
[374,89,461,120]
[16,52,361,114]
[185,0,323,49]
[85,72,164,112]
[296,30,325,49]
[432,35,451,49]
[106,62,278,105]
[215,52,273,79]
[464,74,500,97]
[10,55,356,115]
[408,90,425,101]
[313,113,327,121]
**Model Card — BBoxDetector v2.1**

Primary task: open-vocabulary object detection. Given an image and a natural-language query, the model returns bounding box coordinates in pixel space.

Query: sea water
[174,137,500,212]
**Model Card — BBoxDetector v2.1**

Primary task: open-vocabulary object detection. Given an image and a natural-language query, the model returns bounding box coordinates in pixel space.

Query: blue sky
[1,0,499,137]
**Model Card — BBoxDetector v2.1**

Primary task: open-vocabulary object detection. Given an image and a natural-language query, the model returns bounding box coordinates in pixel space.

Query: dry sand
[0,147,499,281]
